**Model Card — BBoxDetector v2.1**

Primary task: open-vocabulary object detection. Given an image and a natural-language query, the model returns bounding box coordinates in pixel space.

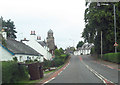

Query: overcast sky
[0,0,86,49]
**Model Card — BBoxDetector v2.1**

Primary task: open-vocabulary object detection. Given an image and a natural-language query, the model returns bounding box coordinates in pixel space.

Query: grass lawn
[17,78,43,85]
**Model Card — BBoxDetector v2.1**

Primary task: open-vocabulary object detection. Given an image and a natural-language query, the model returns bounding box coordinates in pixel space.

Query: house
[0,34,13,61]
[22,31,52,61]
[38,40,53,60]
[75,43,94,55]
[0,30,43,62]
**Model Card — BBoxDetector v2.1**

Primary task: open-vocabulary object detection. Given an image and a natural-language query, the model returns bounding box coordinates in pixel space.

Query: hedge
[2,61,29,84]
[103,52,120,64]
[43,54,69,68]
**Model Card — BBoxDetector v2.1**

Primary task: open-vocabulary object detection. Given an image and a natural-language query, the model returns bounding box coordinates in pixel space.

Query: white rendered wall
[23,40,52,60]
[15,54,42,62]
[0,45,13,61]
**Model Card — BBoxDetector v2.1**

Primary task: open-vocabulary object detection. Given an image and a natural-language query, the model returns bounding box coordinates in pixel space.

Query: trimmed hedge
[2,61,29,83]
[103,52,120,64]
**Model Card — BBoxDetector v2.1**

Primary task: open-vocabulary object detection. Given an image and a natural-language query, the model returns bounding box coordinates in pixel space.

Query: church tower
[46,29,55,54]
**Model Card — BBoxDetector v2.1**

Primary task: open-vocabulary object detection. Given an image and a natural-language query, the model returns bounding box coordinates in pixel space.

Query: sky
[0,0,86,49]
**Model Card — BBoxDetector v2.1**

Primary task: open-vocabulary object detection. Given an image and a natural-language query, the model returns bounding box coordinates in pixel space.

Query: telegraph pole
[101,31,102,58]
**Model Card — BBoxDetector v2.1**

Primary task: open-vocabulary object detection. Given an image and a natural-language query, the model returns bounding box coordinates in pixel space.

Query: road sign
[114,42,118,47]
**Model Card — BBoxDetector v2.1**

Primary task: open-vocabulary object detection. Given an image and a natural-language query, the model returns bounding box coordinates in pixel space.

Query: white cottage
[22,31,52,61]
[0,31,43,62]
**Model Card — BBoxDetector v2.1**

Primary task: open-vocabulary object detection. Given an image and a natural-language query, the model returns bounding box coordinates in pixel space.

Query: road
[44,55,118,84]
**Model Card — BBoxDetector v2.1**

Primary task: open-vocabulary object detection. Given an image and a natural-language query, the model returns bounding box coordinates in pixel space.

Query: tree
[2,18,17,39]
[76,41,84,49]
[54,49,61,56]
[59,48,64,54]
[82,2,120,54]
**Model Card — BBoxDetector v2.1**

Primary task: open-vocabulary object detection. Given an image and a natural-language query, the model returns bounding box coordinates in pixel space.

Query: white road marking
[81,60,116,85]
[43,77,55,85]
[58,71,63,75]
[43,62,70,84]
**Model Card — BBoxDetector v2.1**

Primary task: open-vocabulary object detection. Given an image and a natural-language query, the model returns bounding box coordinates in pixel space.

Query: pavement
[35,55,119,85]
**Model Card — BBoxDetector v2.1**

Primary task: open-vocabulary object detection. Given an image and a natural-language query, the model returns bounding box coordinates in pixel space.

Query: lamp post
[97,3,117,53]
[113,4,117,53]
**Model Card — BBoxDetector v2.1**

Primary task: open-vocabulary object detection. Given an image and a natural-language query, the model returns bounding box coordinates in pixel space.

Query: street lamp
[97,3,117,53]
[113,4,117,53]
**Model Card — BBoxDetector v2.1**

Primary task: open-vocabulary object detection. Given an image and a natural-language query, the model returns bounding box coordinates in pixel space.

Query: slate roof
[6,38,42,56]
[38,41,47,47]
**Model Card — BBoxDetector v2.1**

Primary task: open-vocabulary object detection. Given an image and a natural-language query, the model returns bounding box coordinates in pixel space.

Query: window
[20,56,22,61]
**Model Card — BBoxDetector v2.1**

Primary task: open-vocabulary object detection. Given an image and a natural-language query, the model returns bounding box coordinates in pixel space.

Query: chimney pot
[31,31,32,35]
[37,36,41,40]
[24,38,26,40]
[34,31,35,35]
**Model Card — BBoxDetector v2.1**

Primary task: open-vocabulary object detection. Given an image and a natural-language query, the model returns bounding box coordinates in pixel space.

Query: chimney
[37,36,41,40]
[21,38,29,43]
[24,38,26,40]
[30,31,36,35]
[37,36,41,42]
[30,30,36,40]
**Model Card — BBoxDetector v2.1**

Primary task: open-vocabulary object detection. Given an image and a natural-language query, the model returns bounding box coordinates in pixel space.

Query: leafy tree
[82,2,120,54]
[76,41,84,49]
[59,48,64,54]
[54,49,61,56]
[2,18,17,39]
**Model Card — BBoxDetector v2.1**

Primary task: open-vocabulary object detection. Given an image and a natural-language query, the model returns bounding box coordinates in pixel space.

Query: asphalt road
[81,55,118,83]
[44,55,119,84]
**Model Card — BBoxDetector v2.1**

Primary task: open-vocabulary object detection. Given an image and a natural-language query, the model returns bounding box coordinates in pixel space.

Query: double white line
[81,60,116,85]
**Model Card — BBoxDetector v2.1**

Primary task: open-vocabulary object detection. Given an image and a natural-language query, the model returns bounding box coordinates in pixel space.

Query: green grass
[17,79,42,85]
[44,64,64,74]
[57,64,64,69]
[44,69,56,74]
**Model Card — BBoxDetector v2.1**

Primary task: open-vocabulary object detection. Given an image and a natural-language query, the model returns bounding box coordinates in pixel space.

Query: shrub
[13,57,18,62]
[53,57,64,67]
[2,61,29,83]
[43,60,52,70]
[103,52,120,64]
[54,49,61,56]
[81,53,83,55]
[52,54,69,67]
[90,47,95,54]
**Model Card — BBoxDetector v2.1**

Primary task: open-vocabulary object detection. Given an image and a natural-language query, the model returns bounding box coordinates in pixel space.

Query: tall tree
[76,41,84,49]
[2,18,17,39]
[59,48,64,54]
[82,2,120,54]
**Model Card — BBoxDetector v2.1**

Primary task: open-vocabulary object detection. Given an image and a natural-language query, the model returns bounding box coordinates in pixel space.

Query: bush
[53,57,64,67]
[54,49,61,56]
[43,60,52,70]
[13,57,18,62]
[53,54,69,67]
[103,52,120,64]
[90,47,95,54]
[2,61,29,83]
